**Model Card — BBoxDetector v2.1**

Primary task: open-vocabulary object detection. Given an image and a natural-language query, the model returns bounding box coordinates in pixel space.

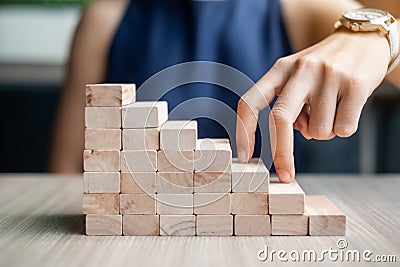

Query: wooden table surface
[0,174,399,267]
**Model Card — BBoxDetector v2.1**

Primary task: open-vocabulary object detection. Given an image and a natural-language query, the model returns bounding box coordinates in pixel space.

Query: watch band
[387,20,400,73]
[388,53,400,74]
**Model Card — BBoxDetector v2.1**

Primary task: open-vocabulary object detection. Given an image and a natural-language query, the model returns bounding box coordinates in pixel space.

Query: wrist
[332,29,391,65]
[334,8,399,73]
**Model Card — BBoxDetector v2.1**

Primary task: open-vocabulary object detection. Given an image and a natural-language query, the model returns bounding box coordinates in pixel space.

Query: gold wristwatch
[334,8,400,73]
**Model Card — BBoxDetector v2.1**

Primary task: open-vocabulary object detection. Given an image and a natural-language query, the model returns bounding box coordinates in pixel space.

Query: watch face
[343,8,387,21]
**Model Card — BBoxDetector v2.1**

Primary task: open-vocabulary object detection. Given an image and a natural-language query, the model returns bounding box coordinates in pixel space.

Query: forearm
[48,83,85,173]
[282,0,362,52]
[48,1,121,172]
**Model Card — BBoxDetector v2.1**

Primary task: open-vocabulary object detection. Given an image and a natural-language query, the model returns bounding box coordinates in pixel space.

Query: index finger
[269,67,319,182]
[236,60,289,164]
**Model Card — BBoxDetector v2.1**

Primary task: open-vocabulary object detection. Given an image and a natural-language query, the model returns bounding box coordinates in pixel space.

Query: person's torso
[107,0,292,157]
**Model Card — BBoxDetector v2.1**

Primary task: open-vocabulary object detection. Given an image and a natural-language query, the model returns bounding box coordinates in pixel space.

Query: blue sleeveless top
[107,0,292,159]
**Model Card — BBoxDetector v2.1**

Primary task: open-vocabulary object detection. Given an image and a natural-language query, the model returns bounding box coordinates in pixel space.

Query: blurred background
[0,0,399,173]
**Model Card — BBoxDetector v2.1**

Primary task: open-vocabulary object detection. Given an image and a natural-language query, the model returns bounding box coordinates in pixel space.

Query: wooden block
[85,129,121,150]
[86,83,136,107]
[305,195,346,236]
[122,101,168,128]
[271,215,308,236]
[269,178,305,214]
[122,128,160,150]
[120,193,156,215]
[195,139,232,172]
[86,215,122,236]
[156,172,193,194]
[123,215,159,236]
[193,193,230,215]
[193,171,231,193]
[83,150,120,172]
[160,120,197,150]
[120,150,157,172]
[230,193,268,215]
[232,158,269,193]
[82,193,119,215]
[85,107,121,128]
[157,150,194,172]
[196,215,233,236]
[160,215,195,236]
[83,172,120,193]
[156,194,193,215]
[234,215,271,236]
[120,172,156,194]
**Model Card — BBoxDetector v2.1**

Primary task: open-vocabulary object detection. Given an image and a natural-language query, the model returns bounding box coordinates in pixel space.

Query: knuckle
[323,61,344,77]
[329,68,364,91]
[308,126,333,140]
[271,103,291,122]
[341,85,369,105]
[324,65,369,102]
[334,124,357,137]
[347,75,363,90]
[275,57,291,68]
[297,55,320,69]
[319,61,367,92]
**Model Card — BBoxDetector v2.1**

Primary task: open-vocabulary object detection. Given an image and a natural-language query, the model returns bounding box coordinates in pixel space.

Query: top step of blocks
[160,120,197,150]
[86,84,136,107]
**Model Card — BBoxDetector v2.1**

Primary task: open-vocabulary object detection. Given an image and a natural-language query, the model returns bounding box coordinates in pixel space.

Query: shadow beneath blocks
[1,214,85,236]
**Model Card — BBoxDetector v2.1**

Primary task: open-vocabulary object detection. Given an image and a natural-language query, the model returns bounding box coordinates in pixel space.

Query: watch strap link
[387,20,400,73]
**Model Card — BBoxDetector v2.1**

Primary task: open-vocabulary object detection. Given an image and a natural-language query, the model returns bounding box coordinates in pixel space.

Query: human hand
[236,30,391,182]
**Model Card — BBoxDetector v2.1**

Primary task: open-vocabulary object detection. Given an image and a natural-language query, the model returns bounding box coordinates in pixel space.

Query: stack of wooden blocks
[83,84,346,236]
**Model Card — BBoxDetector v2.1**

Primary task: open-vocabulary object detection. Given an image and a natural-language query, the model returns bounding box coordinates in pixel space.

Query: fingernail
[237,147,247,163]
[276,170,292,183]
